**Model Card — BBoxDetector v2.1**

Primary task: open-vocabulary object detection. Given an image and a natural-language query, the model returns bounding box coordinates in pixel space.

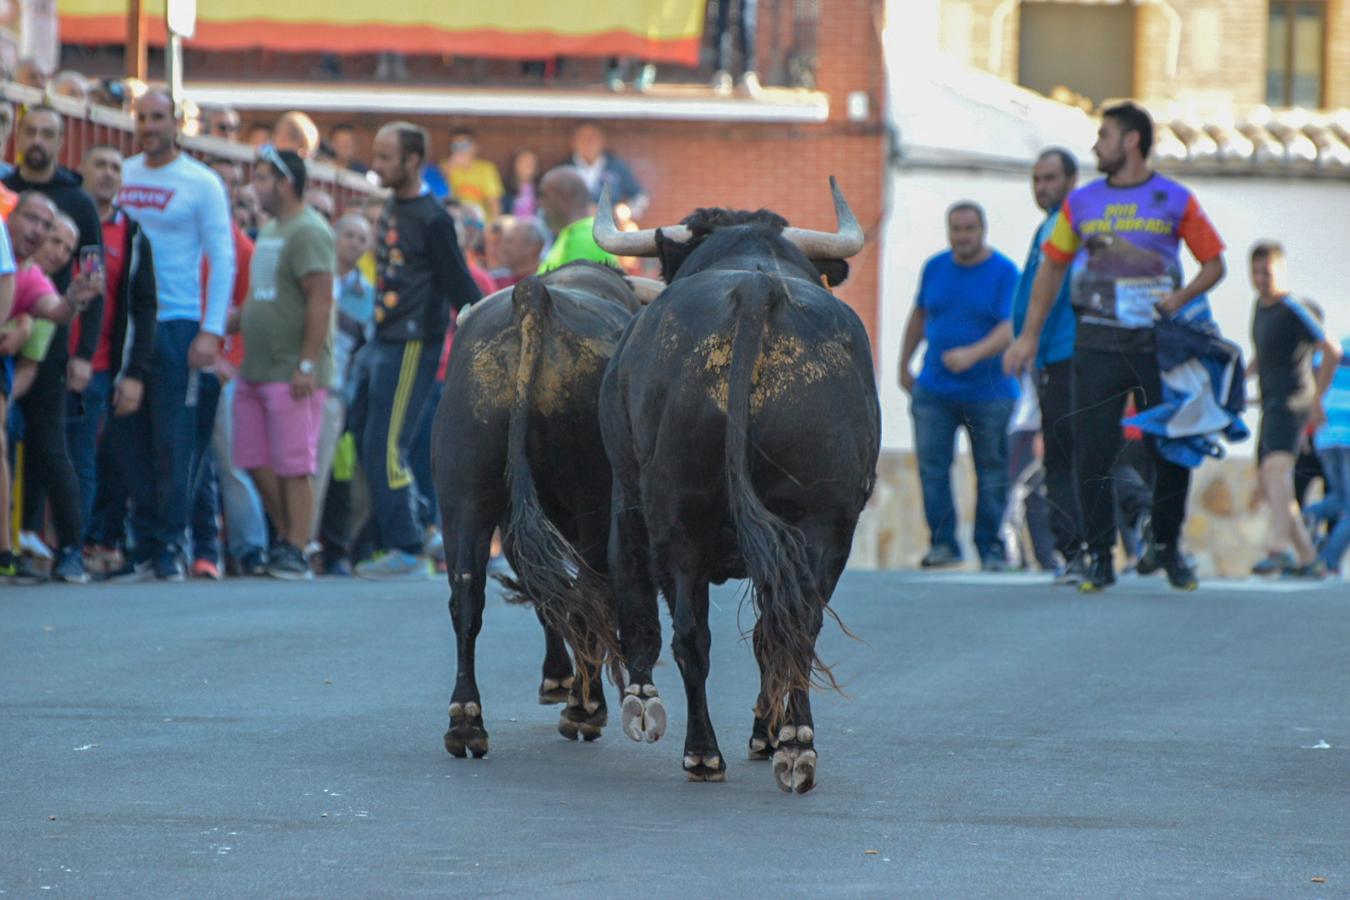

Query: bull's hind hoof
[559,696,607,742]
[748,736,772,760]
[683,753,727,782]
[620,684,666,744]
[538,675,575,705]
[771,726,817,794]
[445,702,489,759]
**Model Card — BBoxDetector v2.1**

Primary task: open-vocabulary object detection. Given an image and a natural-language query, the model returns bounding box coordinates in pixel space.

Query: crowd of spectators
[0,81,655,584]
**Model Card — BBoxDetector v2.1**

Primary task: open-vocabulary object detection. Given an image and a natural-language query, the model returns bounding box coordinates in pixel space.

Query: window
[1267,2,1326,107]
[1018,2,1136,107]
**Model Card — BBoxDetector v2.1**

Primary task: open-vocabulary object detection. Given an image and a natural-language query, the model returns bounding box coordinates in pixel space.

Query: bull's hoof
[748,717,773,760]
[558,695,607,742]
[771,725,817,794]
[538,675,575,705]
[445,701,489,759]
[620,684,666,744]
[683,753,727,783]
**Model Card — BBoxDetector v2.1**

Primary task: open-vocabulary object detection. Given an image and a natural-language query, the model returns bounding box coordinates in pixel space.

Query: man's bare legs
[1260,451,1316,565]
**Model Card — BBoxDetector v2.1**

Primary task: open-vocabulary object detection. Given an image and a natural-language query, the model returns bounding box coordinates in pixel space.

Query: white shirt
[119,152,236,335]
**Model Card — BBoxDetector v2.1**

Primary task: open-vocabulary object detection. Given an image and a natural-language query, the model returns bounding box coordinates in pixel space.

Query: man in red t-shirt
[71,146,158,569]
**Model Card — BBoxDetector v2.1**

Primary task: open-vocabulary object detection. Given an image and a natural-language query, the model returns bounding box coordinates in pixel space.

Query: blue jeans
[1311,447,1350,571]
[911,385,1014,560]
[188,372,222,562]
[212,378,268,560]
[410,378,443,531]
[348,338,441,556]
[121,319,198,562]
[65,370,112,538]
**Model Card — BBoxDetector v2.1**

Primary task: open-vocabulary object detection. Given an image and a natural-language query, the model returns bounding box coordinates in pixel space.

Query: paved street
[2,571,1347,897]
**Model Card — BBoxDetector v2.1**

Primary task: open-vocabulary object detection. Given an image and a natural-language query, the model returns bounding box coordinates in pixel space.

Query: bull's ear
[813,259,850,288]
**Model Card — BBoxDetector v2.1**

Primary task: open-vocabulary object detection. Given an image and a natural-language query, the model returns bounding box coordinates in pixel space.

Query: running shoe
[267,543,314,581]
[52,546,90,584]
[355,550,432,581]
[1250,551,1295,577]
[1078,555,1116,593]
[192,558,222,580]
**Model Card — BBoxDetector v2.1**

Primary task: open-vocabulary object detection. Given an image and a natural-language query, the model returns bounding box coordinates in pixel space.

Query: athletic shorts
[1257,404,1309,461]
[232,378,328,478]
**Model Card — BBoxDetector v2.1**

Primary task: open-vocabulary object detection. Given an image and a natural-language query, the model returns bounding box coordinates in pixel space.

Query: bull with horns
[595,179,881,793]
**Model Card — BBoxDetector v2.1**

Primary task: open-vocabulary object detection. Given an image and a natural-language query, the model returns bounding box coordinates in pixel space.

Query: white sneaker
[19,530,54,560]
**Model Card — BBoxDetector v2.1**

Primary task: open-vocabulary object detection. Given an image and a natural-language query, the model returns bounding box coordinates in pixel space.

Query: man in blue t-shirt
[899,201,1020,570]
[1012,147,1086,584]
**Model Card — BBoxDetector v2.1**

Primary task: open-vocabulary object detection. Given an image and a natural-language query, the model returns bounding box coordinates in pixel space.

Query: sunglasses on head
[259,144,296,186]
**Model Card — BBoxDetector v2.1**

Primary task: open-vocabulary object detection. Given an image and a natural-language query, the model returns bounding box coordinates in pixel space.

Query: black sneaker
[267,543,313,581]
[10,554,48,585]
[1054,553,1091,586]
[1251,550,1295,577]
[1155,546,1198,591]
[920,544,962,568]
[1135,542,1165,578]
[52,546,89,584]
[105,558,154,582]
[980,556,1014,573]
[1282,560,1327,581]
[154,548,187,582]
[239,548,269,577]
[1078,554,1115,593]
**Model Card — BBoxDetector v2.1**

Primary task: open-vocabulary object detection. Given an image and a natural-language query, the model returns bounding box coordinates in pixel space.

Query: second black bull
[431,261,659,758]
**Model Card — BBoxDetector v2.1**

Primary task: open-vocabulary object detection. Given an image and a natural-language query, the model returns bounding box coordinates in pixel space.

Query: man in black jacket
[74,145,157,569]
[4,105,105,583]
[351,120,480,580]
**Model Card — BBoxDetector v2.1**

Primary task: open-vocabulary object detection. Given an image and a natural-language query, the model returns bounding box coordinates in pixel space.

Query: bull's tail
[724,275,841,730]
[501,277,618,692]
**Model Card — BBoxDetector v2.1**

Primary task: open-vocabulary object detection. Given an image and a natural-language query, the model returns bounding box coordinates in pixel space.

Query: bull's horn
[592,184,691,257]
[781,176,865,259]
[627,276,666,305]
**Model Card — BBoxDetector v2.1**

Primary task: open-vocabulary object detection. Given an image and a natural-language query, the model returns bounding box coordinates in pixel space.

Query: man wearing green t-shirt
[230,146,336,580]
[537,166,617,274]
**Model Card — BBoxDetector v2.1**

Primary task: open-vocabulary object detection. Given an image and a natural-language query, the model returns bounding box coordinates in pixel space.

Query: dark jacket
[373,193,481,342]
[104,206,157,382]
[3,166,105,362]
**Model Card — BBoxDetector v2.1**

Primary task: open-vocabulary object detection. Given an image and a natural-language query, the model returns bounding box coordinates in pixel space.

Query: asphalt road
[2,571,1347,898]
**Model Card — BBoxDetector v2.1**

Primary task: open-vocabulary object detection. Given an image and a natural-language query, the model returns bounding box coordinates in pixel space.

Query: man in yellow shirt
[440,129,503,221]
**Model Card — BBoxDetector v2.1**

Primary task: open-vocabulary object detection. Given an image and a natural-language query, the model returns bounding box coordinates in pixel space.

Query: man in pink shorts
[230,147,335,580]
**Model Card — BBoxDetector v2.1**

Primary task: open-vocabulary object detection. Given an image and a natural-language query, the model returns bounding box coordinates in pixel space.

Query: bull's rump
[619,277,880,556]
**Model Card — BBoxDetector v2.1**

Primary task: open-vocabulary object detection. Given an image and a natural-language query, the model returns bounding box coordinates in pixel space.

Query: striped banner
[59,0,705,65]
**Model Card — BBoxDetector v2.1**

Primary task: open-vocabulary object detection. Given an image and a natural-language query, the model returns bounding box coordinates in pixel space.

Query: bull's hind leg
[444,513,496,759]
[535,609,575,705]
[610,485,666,744]
[672,572,725,782]
[558,511,610,741]
[768,520,851,793]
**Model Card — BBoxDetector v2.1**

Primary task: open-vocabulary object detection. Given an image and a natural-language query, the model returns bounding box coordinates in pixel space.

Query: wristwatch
[297,359,315,375]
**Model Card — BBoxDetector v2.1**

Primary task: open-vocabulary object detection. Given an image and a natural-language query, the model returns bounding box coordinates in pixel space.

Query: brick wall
[270,0,889,343]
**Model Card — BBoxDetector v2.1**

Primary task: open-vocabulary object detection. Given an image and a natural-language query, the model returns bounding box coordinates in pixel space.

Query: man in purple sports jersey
[1005,102,1227,593]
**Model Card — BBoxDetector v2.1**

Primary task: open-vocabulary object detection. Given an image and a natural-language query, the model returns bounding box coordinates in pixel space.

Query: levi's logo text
[119,185,175,211]
[1079,203,1175,237]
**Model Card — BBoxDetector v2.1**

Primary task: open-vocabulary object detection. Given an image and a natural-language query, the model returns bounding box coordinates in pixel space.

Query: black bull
[431,261,642,758]
[599,194,881,793]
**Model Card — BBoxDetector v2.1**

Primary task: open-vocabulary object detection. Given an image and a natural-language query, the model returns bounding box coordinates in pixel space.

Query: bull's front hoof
[620,684,666,744]
[771,725,817,794]
[558,695,607,742]
[683,753,727,783]
[445,701,489,759]
[538,675,575,705]
[748,716,773,760]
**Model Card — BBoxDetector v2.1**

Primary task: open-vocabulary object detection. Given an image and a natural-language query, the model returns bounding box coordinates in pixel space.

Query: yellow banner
[60,0,705,63]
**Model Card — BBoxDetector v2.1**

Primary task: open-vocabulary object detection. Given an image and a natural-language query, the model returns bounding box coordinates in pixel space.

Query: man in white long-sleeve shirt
[109,90,236,582]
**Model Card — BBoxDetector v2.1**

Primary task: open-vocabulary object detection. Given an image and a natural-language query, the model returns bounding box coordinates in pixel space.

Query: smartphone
[79,246,104,278]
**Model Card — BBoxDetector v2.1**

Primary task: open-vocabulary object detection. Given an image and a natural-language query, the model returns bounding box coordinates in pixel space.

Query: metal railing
[0,81,383,212]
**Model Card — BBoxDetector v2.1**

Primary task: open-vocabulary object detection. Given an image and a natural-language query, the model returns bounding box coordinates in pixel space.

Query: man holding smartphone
[3,106,104,581]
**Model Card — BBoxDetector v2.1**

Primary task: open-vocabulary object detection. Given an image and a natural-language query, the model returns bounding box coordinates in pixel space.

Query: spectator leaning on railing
[109,89,236,583]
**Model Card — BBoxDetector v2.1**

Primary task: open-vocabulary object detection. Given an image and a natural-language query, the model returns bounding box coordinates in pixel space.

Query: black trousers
[1037,358,1085,560]
[18,335,83,549]
[1071,347,1191,555]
